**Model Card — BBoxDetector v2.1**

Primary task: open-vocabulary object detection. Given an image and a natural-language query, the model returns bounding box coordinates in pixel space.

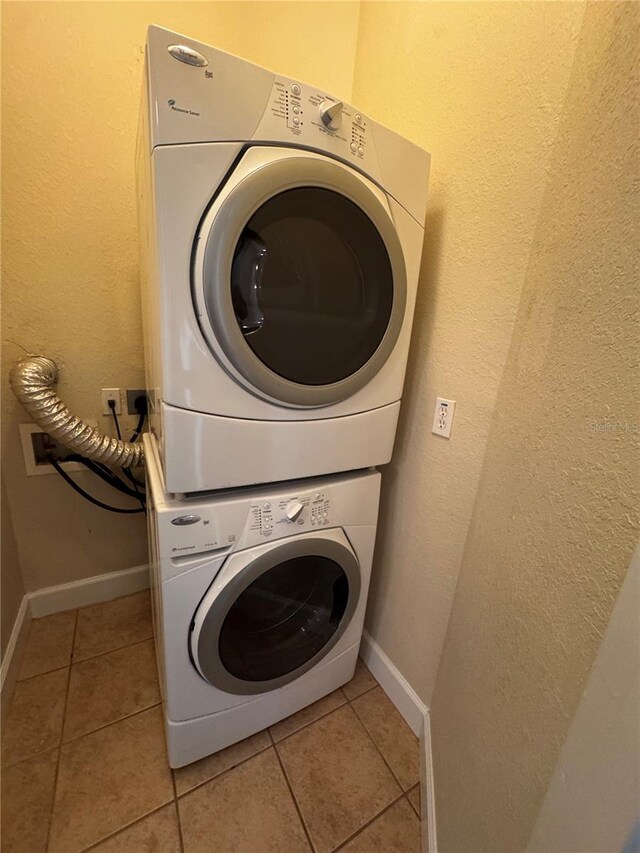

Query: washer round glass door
[194,150,407,408]
[190,536,361,695]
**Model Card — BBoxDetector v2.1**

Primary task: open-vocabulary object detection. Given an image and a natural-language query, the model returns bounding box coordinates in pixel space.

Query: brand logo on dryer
[167,44,208,68]
[167,98,201,118]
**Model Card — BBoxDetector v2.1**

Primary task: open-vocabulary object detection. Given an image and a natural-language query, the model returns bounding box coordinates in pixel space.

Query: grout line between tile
[72,632,155,666]
[46,608,78,851]
[349,689,411,793]
[267,679,378,750]
[16,611,78,683]
[344,682,378,702]
[13,659,73,687]
[406,782,421,819]
[273,742,316,853]
[171,765,186,853]
[269,694,348,745]
[61,701,163,747]
[1,741,61,772]
[16,661,73,684]
[72,634,156,666]
[174,739,273,800]
[331,790,407,852]
[80,800,175,852]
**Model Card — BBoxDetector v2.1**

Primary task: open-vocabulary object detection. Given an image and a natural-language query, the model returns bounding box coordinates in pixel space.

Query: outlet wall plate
[126,389,148,415]
[101,388,122,415]
[432,398,456,438]
[19,423,84,476]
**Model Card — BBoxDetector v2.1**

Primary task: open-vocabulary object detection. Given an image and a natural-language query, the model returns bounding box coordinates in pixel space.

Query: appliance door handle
[234,232,266,334]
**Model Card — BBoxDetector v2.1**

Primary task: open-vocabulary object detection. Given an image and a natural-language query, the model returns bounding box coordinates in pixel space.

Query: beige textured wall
[430,3,640,850]
[1,1,360,592]
[528,546,640,853]
[351,1,585,702]
[1,473,25,658]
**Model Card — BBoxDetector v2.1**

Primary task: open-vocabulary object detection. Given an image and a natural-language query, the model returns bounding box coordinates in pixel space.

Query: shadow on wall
[393,207,446,475]
[366,207,445,631]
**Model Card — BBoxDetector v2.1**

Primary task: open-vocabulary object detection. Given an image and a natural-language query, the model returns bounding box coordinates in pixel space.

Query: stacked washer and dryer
[137,25,430,767]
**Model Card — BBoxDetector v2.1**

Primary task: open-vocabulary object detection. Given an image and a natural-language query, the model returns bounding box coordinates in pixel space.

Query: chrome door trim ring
[191,535,361,695]
[199,154,407,407]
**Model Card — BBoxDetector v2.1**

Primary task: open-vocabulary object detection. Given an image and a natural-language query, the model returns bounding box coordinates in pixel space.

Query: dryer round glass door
[194,151,407,408]
[190,536,361,695]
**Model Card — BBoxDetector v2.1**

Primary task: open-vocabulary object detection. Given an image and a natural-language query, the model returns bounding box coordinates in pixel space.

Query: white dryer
[137,25,430,493]
[143,434,381,768]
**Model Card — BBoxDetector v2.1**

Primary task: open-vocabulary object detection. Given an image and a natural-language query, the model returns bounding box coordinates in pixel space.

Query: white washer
[137,25,431,494]
[143,434,381,768]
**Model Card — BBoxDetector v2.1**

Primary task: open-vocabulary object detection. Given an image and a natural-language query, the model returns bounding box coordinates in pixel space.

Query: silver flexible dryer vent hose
[10,356,144,468]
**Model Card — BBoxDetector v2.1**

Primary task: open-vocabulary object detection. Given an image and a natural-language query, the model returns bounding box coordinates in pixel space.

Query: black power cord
[109,398,123,440]
[124,394,147,488]
[65,454,143,500]
[108,398,146,512]
[128,395,147,444]
[46,453,145,514]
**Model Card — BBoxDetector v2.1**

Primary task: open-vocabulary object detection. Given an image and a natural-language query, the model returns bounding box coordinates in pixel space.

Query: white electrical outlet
[101,388,122,415]
[432,397,456,438]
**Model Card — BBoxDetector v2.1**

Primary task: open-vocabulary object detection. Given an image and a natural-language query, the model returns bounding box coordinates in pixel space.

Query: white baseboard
[28,563,150,617]
[359,630,437,853]
[422,708,438,853]
[1,595,32,718]
[359,629,426,736]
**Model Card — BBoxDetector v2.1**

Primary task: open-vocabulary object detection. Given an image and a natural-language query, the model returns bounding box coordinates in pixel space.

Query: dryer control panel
[254,76,374,171]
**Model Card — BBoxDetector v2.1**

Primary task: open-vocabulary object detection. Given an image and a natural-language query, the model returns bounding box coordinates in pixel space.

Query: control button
[358,146,365,156]
[292,105,300,114]
[167,45,208,67]
[171,514,201,526]
[263,502,271,510]
[316,493,322,500]
[355,113,363,124]
[350,142,357,153]
[291,83,301,95]
[319,99,343,131]
[286,500,305,521]
[292,117,300,126]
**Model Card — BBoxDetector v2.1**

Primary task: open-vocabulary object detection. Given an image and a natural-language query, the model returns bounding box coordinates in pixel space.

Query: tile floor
[1,591,423,853]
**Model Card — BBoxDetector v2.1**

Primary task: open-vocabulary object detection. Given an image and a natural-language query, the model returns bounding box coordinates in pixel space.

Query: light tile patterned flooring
[1,591,423,853]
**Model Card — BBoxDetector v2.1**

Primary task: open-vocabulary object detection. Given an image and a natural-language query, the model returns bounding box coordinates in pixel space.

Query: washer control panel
[255,77,369,165]
[160,482,340,562]
[247,488,331,541]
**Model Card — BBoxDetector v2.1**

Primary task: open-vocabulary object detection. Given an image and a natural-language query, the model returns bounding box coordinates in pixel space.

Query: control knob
[319,100,343,131]
[285,500,304,522]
